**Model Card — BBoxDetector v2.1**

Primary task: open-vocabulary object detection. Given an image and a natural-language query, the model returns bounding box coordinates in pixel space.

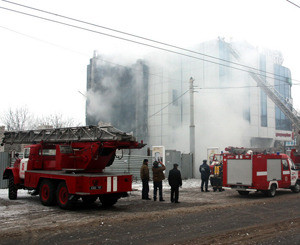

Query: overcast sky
[0,0,299,126]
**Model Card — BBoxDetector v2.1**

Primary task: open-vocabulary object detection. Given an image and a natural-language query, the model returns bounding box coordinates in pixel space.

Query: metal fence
[0,152,10,189]
[106,151,193,181]
[105,155,154,182]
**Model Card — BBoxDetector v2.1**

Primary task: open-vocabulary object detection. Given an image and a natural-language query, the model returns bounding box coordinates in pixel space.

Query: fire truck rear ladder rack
[2,126,137,144]
[226,41,300,133]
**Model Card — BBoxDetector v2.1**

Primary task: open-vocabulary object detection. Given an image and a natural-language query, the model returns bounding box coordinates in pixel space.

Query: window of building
[172,89,178,106]
[260,55,268,127]
[274,64,292,131]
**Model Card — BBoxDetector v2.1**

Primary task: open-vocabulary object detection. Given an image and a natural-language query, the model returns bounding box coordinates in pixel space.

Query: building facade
[86,39,294,175]
[86,52,149,146]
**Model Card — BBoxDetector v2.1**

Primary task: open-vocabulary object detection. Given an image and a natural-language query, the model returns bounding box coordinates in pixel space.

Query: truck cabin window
[59,145,73,154]
[39,149,56,156]
[282,159,289,170]
[24,148,30,158]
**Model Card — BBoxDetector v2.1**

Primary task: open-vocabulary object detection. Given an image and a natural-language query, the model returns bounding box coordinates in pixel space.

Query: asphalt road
[0,188,299,245]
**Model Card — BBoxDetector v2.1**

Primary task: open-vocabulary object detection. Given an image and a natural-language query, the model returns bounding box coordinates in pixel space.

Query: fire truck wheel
[39,179,56,206]
[99,194,118,208]
[267,184,276,197]
[238,191,249,196]
[56,182,73,209]
[8,174,18,200]
[82,196,98,205]
[291,182,300,193]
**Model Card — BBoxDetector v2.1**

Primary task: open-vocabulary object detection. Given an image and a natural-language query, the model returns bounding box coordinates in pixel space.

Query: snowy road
[0,179,299,244]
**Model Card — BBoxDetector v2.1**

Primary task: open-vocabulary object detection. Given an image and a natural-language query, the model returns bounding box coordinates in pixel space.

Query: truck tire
[291,182,300,193]
[238,190,249,196]
[82,196,98,205]
[99,194,118,208]
[8,174,18,200]
[267,184,276,197]
[56,182,73,209]
[39,179,56,206]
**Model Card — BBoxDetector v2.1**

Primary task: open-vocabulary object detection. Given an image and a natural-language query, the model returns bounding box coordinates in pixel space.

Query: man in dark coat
[199,159,211,192]
[152,161,165,201]
[168,163,182,203]
[140,159,151,200]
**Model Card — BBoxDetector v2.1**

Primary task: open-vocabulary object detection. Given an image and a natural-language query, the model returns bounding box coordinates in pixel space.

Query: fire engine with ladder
[222,146,300,197]
[224,39,300,166]
[2,126,145,209]
[215,40,300,196]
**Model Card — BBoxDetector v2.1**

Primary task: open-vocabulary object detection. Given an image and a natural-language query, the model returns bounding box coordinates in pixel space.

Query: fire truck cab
[223,148,300,197]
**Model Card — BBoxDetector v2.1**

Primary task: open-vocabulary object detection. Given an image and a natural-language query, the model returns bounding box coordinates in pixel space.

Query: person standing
[140,159,151,200]
[152,160,165,201]
[199,159,211,192]
[168,163,182,203]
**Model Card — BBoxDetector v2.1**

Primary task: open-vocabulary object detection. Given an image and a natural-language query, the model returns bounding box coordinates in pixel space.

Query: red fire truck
[290,149,300,169]
[2,126,145,209]
[222,147,300,197]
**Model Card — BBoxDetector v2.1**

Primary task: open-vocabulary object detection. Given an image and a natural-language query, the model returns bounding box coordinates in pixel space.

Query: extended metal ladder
[226,42,300,132]
[2,126,136,144]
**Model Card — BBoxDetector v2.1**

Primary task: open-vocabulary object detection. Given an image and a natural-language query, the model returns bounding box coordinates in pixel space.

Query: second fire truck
[222,147,300,197]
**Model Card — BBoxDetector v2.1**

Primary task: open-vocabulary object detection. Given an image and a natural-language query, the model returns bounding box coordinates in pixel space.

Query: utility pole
[189,77,195,177]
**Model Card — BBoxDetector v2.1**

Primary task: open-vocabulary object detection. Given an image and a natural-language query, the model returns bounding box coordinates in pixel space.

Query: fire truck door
[282,159,291,187]
[288,159,298,186]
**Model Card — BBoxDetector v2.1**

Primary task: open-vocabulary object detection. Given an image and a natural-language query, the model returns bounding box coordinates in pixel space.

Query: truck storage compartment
[227,159,252,186]
[267,159,281,181]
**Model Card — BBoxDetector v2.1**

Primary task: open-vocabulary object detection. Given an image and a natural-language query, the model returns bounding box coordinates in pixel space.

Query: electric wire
[0,2,299,128]
[0,4,299,85]
[286,0,300,8]
[3,24,297,92]
[1,0,293,83]
[0,25,185,85]
[148,89,190,119]
[4,0,300,84]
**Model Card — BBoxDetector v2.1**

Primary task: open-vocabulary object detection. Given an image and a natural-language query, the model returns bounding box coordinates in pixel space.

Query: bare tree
[36,114,77,128]
[1,108,79,131]
[0,107,34,131]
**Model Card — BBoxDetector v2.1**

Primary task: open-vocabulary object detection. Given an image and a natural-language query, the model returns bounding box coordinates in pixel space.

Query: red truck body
[2,126,144,209]
[222,150,300,197]
[290,149,300,169]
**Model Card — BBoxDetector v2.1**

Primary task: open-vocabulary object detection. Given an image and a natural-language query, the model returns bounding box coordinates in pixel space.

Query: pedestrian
[152,160,165,201]
[140,159,151,200]
[168,163,182,203]
[199,159,211,192]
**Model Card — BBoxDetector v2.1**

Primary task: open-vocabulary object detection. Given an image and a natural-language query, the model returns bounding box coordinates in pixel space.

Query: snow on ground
[0,179,203,199]
[0,179,202,220]
[0,178,201,198]
[132,178,201,191]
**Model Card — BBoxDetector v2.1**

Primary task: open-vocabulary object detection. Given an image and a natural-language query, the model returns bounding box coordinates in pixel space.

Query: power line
[6,23,297,93]
[1,1,300,85]
[1,5,299,87]
[0,0,287,82]
[148,89,190,119]
[286,0,300,8]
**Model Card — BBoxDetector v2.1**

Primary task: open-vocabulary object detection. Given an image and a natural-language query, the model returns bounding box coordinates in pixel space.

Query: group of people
[140,159,211,203]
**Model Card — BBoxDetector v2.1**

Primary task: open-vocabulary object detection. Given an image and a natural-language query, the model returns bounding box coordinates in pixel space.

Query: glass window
[172,89,178,106]
[274,65,292,131]
[24,148,30,159]
[282,159,289,170]
[39,149,56,156]
[60,145,73,154]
